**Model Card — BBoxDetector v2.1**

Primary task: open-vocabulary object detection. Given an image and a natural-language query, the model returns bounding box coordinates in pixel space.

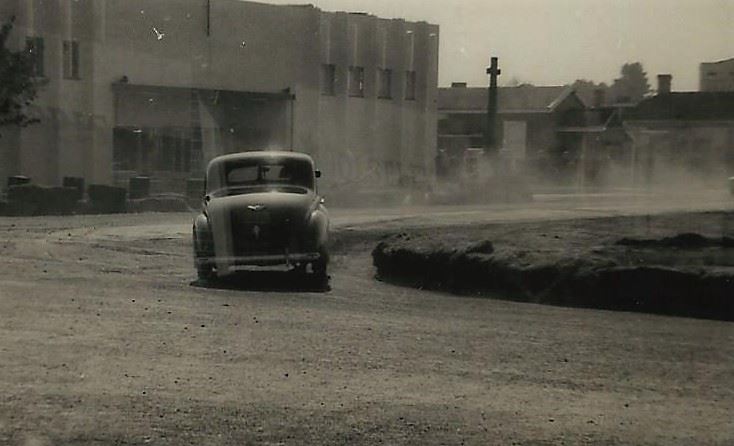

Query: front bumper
[196,252,322,270]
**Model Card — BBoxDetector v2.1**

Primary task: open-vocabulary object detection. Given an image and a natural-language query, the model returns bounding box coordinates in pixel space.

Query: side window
[25,37,45,77]
[63,40,81,80]
[405,70,416,100]
[320,64,336,96]
[378,68,392,99]
[348,66,365,97]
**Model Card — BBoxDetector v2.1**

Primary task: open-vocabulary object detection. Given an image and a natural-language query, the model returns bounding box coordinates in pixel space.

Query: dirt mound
[617,233,734,248]
[373,233,734,321]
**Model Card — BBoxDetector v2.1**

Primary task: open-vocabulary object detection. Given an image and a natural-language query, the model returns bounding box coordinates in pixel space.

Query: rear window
[207,157,314,193]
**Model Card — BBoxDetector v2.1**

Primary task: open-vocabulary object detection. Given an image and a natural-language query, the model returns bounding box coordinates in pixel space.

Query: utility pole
[485,56,501,151]
[206,0,211,36]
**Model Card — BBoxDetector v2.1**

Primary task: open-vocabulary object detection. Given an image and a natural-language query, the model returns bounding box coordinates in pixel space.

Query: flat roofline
[701,58,734,65]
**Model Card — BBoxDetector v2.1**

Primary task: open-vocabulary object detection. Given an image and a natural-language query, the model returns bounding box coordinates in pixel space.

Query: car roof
[207,151,314,168]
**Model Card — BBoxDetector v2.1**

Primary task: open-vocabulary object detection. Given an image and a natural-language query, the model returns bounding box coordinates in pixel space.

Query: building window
[348,66,365,97]
[377,68,392,99]
[320,64,336,96]
[25,37,45,77]
[405,70,416,100]
[113,127,193,173]
[63,40,81,80]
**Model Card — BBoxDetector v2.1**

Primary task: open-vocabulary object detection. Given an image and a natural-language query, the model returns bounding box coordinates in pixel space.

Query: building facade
[0,0,439,194]
[625,75,734,188]
[700,58,734,92]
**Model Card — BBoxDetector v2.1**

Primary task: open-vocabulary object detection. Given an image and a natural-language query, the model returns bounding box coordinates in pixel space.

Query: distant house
[437,83,587,183]
[557,97,634,189]
[623,75,734,188]
[700,58,734,92]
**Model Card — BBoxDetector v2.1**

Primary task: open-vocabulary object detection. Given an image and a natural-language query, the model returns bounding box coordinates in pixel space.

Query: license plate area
[240,211,271,224]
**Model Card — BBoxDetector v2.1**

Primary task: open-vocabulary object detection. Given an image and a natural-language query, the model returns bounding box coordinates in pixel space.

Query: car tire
[193,226,215,281]
[196,262,215,281]
[312,249,329,282]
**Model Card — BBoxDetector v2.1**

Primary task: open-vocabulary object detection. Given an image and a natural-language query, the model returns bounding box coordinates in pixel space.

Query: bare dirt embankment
[373,211,734,321]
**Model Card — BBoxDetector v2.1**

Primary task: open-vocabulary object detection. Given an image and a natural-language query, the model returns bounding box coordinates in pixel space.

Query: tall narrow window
[63,40,81,79]
[377,68,392,99]
[405,70,416,100]
[320,64,336,96]
[348,66,365,97]
[25,37,45,77]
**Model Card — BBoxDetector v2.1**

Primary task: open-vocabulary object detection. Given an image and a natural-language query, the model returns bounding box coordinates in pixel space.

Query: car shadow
[189,270,331,293]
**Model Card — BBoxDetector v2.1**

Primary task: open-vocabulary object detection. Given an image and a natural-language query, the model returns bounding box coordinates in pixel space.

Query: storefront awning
[111,82,294,128]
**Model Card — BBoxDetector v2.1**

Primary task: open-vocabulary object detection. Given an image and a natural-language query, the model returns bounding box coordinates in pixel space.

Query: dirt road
[1,193,733,445]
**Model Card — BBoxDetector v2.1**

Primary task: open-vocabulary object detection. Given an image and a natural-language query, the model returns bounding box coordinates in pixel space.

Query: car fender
[307,204,329,249]
[193,213,213,256]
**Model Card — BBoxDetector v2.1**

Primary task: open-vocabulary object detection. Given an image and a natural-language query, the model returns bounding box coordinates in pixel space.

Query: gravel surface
[1,196,733,445]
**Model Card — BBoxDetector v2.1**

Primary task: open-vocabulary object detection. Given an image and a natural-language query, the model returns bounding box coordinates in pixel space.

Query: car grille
[230,209,302,255]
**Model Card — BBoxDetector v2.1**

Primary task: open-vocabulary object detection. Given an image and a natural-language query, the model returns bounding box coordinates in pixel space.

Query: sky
[261,0,734,91]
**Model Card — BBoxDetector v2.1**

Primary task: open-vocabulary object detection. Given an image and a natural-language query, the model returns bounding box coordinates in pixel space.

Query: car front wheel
[196,262,215,281]
[193,225,215,281]
[312,248,329,281]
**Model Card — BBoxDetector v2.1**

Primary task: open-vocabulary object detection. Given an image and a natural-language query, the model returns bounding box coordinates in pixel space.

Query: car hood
[207,190,316,223]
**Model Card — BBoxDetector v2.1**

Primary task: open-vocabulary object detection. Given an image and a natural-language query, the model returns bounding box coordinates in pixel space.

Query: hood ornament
[247,204,266,211]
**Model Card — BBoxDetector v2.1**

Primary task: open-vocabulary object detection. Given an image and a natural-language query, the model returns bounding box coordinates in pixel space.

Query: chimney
[657,74,672,95]
[451,82,467,88]
[593,89,605,108]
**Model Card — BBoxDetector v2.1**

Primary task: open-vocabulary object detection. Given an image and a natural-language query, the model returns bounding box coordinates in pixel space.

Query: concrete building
[0,0,439,194]
[700,58,734,92]
[437,83,586,184]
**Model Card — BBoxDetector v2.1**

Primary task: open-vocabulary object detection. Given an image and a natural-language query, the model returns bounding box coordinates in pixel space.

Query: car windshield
[207,158,314,193]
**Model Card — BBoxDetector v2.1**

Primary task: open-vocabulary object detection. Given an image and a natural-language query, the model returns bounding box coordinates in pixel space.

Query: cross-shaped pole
[485,56,501,151]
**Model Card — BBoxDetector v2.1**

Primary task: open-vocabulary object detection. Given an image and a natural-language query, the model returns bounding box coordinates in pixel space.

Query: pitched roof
[438,85,574,113]
[626,92,734,121]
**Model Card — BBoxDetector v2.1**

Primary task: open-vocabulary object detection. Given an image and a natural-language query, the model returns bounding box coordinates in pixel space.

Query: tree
[0,17,39,137]
[503,76,534,88]
[569,79,609,106]
[608,62,650,104]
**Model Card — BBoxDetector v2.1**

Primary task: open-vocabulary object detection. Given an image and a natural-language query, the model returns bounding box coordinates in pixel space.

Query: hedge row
[372,235,734,321]
[1,184,127,216]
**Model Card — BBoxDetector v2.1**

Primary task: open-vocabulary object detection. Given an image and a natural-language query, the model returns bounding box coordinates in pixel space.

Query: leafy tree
[608,62,650,104]
[503,76,534,88]
[0,17,39,137]
[569,79,609,106]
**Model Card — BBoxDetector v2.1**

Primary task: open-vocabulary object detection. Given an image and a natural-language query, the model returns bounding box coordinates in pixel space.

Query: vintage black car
[193,151,329,280]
